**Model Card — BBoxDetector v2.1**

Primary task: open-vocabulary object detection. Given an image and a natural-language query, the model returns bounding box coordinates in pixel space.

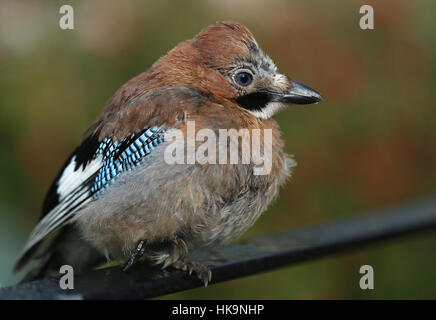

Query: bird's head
[150,21,323,119]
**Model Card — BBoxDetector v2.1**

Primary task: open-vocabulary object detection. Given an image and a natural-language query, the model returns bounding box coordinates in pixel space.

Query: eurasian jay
[14,21,322,285]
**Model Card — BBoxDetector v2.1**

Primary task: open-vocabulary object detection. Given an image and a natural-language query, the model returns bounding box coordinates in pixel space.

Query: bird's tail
[14,225,105,283]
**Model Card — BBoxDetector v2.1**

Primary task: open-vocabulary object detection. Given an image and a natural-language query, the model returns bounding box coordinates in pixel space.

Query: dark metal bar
[2,197,436,299]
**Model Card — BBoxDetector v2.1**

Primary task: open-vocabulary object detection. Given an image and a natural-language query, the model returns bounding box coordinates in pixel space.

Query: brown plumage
[15,22,322,285]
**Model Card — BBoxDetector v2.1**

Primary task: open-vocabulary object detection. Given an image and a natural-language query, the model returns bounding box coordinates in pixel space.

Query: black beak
[280,80,323,105]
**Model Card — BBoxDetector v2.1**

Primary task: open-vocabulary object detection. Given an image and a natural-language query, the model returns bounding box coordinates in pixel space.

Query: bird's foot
[172,258,212,287]
[172,237,188,255]
[122,240,146,271]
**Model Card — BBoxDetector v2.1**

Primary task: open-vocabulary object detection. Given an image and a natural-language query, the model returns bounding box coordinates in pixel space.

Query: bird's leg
[172,237,188,255]
[168,236,212,286]
[172,258,212,287]
[122,239,146,271]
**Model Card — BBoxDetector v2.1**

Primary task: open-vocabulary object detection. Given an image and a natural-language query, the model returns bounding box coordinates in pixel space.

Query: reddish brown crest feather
[82,22,263,142]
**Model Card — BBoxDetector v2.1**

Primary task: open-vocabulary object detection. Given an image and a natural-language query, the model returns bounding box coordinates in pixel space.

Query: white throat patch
[248,102,288,119]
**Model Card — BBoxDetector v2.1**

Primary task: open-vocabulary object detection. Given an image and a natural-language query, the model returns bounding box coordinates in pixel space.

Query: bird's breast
[75,116,293,258]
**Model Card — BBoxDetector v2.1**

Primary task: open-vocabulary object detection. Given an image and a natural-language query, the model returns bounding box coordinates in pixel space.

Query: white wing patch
[21,156,103,253]
[57,155,103,199]
[19,126,165,256]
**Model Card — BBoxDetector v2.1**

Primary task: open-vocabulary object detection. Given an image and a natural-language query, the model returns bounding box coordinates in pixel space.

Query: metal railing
[1,197,436,299]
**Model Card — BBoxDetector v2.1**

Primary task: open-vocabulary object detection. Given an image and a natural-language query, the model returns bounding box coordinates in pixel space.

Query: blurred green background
[1,0,436,298]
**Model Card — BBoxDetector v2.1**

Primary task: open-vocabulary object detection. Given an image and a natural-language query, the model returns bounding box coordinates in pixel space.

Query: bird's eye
[234,71,253,87]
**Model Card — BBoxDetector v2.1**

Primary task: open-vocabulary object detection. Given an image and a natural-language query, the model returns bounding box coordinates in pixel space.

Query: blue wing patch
[91,126,164,196]
[18,126,165,257]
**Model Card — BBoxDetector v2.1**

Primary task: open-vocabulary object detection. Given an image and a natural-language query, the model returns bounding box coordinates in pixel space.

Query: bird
[14,21,322,286]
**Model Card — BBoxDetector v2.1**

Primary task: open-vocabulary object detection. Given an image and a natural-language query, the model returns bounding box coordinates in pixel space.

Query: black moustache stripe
[236,90,276,111]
